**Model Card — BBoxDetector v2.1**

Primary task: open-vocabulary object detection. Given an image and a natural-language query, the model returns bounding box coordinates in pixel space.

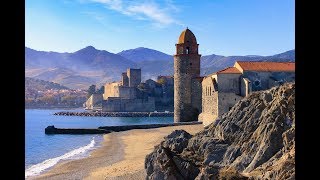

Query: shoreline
[25,107,84,110]
[53,111,174,117]
[29,124,203,180]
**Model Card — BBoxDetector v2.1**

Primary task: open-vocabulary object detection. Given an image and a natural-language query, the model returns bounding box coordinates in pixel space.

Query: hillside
[25,77,87,108]
[145,83,295,179]
[25,46,295,89]
[25,77,69,91]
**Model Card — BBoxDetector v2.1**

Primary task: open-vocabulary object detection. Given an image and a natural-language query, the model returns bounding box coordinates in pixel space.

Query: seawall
[53,111,174,117]
[45,126,111,134]
[45,122,202,134]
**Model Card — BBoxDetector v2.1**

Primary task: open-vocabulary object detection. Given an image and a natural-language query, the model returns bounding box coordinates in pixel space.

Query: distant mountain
[25,46,137,89]
[117,47,172,62]
[25,77,69,91]
[269,50,295,60]
[25,46,295,89]
[200,50,295,76]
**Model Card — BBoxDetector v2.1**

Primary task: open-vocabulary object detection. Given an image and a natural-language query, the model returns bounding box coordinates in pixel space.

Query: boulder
[145,83,295,179]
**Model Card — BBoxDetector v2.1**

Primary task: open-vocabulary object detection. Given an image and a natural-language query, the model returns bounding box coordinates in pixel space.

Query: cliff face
[145,83,295,179]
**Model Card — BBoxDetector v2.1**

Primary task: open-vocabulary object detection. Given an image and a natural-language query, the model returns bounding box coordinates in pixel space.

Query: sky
[25,0,295,56]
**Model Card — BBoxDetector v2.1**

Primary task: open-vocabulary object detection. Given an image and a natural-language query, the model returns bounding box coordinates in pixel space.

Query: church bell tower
[174,28,201,122]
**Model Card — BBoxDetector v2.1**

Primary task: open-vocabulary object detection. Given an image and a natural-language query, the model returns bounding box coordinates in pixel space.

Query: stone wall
[191,78,202,113]
[104,82,137,99]
[85,94,103,109]
[121,72,129,86]
[240,77,252,97]
[174,53,201,122]
[127,68,141,87]
[218,92,243,116]
[103,82,120,100]
[216,73,241,94]
[198,76,218,126]
[241,71,295,91]
[102,97,155,112]
[118,86,137,99]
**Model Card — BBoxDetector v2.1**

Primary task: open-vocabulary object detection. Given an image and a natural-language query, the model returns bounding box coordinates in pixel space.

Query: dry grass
[218,167,248,180]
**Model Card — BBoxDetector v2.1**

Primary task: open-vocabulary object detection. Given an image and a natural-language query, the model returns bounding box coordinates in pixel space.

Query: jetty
[53,111,174,117]
[45,126,110,134]
[45,121,202,134]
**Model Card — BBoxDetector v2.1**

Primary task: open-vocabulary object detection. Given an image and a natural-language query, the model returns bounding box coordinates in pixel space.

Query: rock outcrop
[145,83,295,179]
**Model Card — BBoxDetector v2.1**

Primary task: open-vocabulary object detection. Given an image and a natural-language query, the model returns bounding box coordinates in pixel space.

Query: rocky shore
[145,83,295,179]
[53,111,174,117]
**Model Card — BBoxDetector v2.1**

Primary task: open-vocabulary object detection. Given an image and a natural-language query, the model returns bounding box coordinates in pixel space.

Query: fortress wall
[102,97,155,112]
[104,82,120,100]
[118,86,137,99]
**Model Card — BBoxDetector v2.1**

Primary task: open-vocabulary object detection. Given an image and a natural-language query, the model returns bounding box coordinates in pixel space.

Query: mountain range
[25,46,295,89]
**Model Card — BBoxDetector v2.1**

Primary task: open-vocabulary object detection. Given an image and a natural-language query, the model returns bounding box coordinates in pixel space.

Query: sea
[25,108,173,178]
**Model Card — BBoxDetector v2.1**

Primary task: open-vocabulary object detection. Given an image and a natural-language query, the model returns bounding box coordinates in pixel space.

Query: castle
[85,68,174,112]
[174,28,295,125]
[102,68,155,112]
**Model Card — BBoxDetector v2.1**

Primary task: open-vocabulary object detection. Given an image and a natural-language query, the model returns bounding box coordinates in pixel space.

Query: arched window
[186,47,190,54]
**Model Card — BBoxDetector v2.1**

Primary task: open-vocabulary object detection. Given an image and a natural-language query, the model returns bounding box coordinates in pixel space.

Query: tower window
[190,63,192,66]
[186,47,190,54]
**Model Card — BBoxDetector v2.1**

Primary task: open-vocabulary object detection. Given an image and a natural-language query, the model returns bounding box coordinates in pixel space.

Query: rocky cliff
[145,83,295,179]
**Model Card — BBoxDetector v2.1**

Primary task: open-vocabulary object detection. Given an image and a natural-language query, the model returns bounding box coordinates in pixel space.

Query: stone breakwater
[53,111,174,117]
[45,122,202,134]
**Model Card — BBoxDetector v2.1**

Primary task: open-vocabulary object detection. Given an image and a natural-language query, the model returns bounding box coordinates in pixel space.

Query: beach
[30,124,204,180]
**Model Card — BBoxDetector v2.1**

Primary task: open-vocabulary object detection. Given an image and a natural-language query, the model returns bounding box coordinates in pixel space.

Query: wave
[25,137,96,178]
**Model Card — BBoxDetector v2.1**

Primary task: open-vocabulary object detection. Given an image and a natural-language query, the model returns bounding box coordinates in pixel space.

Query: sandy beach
[30,124,203,180]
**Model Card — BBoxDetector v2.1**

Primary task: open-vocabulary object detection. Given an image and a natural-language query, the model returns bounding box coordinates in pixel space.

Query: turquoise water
[25,109,173,177]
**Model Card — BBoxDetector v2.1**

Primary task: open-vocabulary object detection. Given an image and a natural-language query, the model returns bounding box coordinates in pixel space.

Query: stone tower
[174,28,202,122]
[127,68,141,87]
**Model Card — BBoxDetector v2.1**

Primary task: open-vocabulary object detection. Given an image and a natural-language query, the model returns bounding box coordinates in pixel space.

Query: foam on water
[25,137,96,178]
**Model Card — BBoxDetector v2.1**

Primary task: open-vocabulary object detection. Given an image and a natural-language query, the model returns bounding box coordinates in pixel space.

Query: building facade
[199,61,295,126]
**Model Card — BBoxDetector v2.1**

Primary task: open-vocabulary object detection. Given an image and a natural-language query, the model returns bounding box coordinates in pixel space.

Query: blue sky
[25,0,294,56]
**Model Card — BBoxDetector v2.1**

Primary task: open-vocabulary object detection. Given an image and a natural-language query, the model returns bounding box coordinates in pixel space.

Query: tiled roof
[236,61,295,72]
[217,67,242,74]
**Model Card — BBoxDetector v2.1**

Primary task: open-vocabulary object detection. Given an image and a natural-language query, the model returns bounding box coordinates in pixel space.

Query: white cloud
[89,0,180,27]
